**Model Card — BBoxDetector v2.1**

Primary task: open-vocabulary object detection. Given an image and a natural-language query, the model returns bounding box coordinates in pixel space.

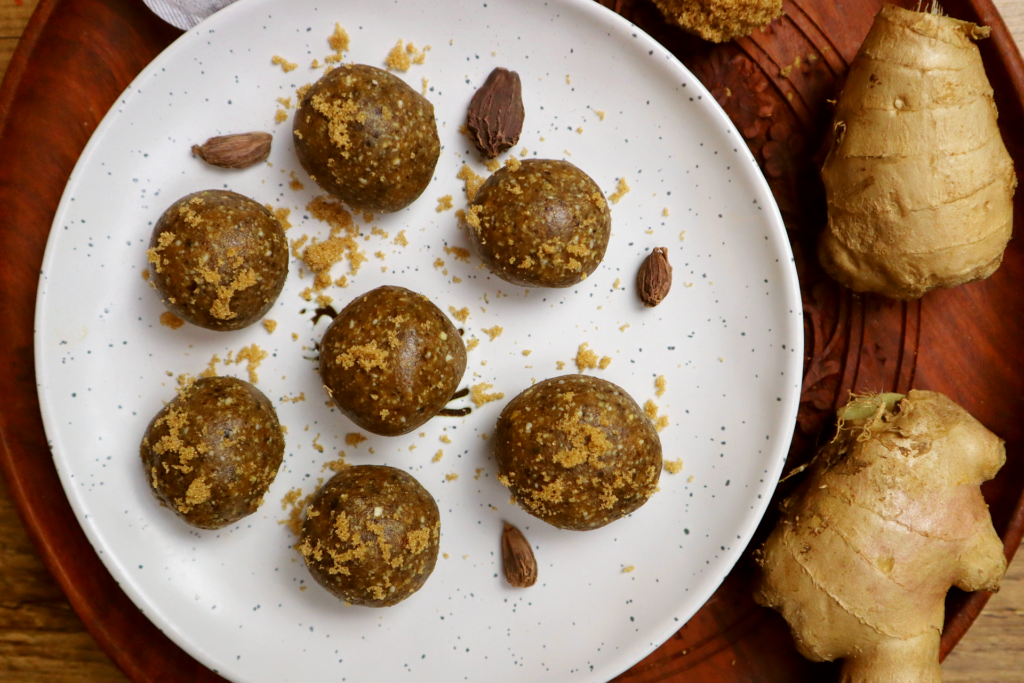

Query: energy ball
[140,376,285,530]
[293,64,441,213]
[495,375,661,530]
[464,158,611,288]
[146,190,288,331]
[320,286,467,436]
[299,465,441,607]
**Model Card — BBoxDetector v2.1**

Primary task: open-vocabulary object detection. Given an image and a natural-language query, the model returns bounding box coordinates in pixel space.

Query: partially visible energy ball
[293,64,441,213]
[464,159,611,288]
[300,466,441,607]
[140,377,285,529]
[495,375,662,530]
[146,190,288,331]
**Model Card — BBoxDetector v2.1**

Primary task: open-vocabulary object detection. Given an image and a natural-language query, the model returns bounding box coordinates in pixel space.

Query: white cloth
[142,0,239,30]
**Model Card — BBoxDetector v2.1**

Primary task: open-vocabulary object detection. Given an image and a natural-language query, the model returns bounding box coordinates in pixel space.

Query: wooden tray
[1,0,1022,681]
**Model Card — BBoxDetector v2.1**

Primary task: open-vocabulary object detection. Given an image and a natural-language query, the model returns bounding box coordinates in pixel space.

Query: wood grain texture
[0,0,1022,681]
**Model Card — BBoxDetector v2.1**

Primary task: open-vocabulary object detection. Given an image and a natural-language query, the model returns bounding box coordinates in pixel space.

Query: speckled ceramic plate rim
[34,0,803,681]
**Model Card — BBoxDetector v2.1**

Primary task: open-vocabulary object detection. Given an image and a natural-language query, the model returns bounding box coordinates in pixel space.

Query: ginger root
[652,0,783,43]
[755,391,1006,683]
[819,4,1016,299]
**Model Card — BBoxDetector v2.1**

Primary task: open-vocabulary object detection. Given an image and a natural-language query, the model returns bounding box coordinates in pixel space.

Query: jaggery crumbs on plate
[263,319,278,334]
[302,196,367,289]
[656,375,667,397]
[482,325,503,341]
[504,156,521,172]
[664,458,684,474]
[444,245,471,262]
[595,109,606,120]
[312,433,325,453]
[235,343,269,384]
[622,565,635,574]
[574,342,610,371]
[445,473,459,482]
[289,172,304,191]
[274,109,288,124]
[471,382,504,407]
[433,258,446,270]
[609,177,631,204]
[265,204,292,229]
[385,40,412,71]
[433,450,444,463]
[466,337,480,351]
[271,55,298,73]
[643,399,670,433]
[328,22,350,53]
[281,392,305,403]
[457,164,485,201]
[486,158,501,173]
[620,323,630,332]
[522,350,532,356]
[448,306,470,323]
[393,230,408,247]
[159,311,185,330]
[663,207,670,217]
[345,432,367,447]
[198,353,220,378]
[556,360,566,370]
[321,453,349,473]
[422,77,429,95]
[440,434,452,444]
[576,127,584,134]
[279,487,317,537]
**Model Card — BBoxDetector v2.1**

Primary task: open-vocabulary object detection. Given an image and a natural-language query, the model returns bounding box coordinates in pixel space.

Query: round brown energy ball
[140,376,285,530]
[146,190,288,331]
[299,465,441,607]
[293,64,441,213]
[494,375,661,530]
[319,286,467,436]
[464,158,611,288]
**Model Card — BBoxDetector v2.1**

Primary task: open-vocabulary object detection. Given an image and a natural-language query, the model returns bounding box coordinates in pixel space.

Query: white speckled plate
[35,0,802,681]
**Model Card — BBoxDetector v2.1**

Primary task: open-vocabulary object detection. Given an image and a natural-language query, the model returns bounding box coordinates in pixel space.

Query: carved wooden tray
[0,0,1021,681]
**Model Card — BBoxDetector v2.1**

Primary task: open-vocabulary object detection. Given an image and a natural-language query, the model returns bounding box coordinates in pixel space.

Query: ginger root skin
[754,391,1007,683]
[819,4,1016,300]
[652,0,783,43]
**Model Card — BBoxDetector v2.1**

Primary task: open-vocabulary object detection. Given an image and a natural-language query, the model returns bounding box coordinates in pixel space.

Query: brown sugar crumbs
[263,319,278,334]
[272,55,298,73]
[433,450,444,463]
[444,246,471,262]
[439,434,452,444]
[482,325,503,341]
[385,40,428,71]
[664,458,684,474]
[436,195,454,212]
[328,22,350,53]
[279,487,316,537]
[643,399,670,433]
[345,433,367,447]
[234,344,269,384]
[160,311,185,330]
[622,565,635,573]
[448,306,470,323]
[574,342,611,372]
[445,473,459,481]
[471,382,504,407]
[275,109,288,124]
[609,177,631,204]
[393,230,408,247]
[656,375,667,397]
[466,337,480,351]
[302,196,367,289]
[457,164,485,201]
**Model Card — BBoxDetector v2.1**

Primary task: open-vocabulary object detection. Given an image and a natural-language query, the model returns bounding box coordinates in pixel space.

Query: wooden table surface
[1,0,1023,681]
